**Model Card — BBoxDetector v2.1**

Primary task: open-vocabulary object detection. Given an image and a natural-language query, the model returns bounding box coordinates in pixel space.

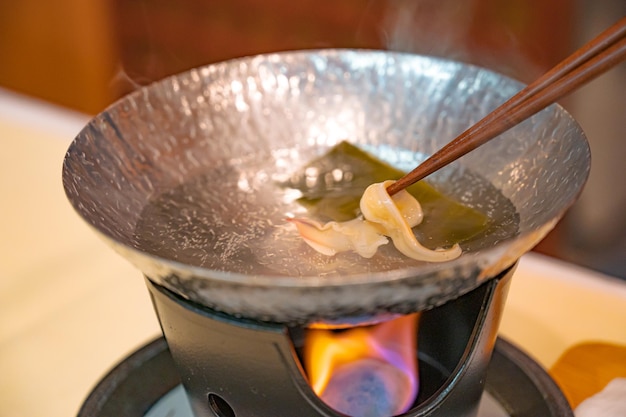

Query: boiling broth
[133,143,519,277]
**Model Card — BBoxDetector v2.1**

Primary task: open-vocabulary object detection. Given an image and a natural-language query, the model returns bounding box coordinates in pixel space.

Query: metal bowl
[62,50,590,325]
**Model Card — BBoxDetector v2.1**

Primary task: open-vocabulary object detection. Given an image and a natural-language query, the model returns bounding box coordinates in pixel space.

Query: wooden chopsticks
[387,16,626,196]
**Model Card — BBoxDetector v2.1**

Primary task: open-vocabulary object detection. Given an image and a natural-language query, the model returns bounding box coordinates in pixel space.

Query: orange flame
[304,314,420,417]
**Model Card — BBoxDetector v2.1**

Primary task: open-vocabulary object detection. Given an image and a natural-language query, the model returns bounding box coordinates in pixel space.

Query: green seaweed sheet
[285,141,489,249]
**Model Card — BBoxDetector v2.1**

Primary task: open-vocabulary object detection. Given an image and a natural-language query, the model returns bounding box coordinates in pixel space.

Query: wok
[62,50,590,325]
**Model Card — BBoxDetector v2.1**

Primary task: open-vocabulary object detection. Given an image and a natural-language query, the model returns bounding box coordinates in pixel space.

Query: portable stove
[64,50,590,417]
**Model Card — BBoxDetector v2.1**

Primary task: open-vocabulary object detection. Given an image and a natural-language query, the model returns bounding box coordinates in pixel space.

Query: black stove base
[78,337,572,417]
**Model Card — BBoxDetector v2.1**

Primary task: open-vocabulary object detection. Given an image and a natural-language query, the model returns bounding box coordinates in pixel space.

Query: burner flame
[304,314,419,417]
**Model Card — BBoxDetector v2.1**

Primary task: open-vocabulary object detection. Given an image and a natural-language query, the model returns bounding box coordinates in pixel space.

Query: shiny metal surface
[63,50,590,325]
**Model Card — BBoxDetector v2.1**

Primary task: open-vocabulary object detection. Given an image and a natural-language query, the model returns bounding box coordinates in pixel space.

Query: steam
[382,0,473,61]
[381,0,545,81]
[109,63,145,97]
[105,1,549,101]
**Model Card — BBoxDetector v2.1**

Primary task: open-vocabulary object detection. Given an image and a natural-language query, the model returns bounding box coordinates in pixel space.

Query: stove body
[147,266,513,417]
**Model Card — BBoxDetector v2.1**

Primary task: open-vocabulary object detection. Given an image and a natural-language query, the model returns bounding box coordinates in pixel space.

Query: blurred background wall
[1,0,624,277]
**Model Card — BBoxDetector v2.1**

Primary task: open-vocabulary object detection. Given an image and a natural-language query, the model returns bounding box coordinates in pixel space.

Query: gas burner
[79,336,571,417]
[78,269,572,417]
